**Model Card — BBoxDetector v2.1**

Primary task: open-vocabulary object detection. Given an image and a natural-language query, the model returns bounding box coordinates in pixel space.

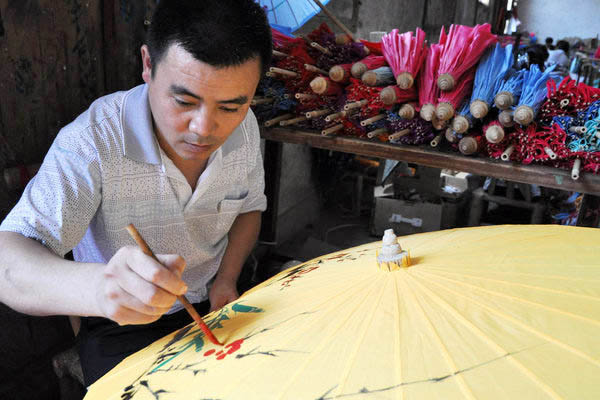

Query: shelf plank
[261,127,600,195]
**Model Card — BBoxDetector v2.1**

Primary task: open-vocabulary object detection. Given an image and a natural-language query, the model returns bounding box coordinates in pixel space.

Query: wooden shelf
[261,127,600,195]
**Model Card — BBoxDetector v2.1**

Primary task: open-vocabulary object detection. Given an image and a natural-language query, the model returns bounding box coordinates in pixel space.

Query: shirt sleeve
[0,127,102,257]
[239,110,267,214]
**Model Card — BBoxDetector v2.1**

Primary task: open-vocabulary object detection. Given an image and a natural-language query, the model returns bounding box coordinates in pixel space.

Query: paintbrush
[125,224,223,346]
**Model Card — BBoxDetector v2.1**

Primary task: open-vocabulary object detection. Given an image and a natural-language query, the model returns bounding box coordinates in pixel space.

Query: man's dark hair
[545,37,553,45]
[556,40,570,54]
[147,0,272,77]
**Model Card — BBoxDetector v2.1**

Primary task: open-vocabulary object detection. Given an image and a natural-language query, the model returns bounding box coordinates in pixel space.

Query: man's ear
[141,45,153,83]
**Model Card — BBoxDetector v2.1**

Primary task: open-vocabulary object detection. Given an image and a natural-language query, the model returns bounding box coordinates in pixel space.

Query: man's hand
[97,246,188,325]
[208,276,239,312]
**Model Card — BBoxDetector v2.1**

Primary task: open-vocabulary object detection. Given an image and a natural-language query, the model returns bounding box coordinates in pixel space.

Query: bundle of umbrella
[254,23,600,180]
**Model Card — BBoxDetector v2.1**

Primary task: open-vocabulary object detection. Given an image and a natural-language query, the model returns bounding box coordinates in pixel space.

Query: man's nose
[189,107,216,136]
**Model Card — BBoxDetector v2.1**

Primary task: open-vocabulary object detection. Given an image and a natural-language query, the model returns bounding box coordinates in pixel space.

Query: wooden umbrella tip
[498,111,514,127]
[329,66,344,82]
[396,72,414,90]
[435,102,454,122]
[514,105,534,126]
[452,116,469,134]
[494,92,514,110]
[380,87,397,105]
[458,136,478,155]
[445,127,458,143]
[398,104,415,119]
[310,77,328,94]
[351,63,367,79]
[469,100,489,119]
[420,104,435,122]
[335,33,351,45]
[361,71,377,86]
[485,125,505,144]
[437,73,455,91]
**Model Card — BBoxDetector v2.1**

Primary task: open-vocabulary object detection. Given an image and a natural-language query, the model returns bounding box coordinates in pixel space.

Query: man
[0,0,271,386]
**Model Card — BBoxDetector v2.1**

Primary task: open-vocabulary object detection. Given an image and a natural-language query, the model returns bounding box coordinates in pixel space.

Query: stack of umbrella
[253,23,600,180]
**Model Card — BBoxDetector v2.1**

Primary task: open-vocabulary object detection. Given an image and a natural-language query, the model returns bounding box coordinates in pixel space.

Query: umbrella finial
[377,229,411,270]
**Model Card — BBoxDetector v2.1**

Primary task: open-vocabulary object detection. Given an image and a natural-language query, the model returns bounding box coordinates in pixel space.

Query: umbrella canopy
[256,0,332,33]
[85,225,600,399]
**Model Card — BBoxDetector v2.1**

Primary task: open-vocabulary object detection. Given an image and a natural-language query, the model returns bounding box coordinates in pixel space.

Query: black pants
[77,300,210,387]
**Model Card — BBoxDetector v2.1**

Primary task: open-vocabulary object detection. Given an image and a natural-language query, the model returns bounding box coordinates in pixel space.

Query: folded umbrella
[381,28,427,89]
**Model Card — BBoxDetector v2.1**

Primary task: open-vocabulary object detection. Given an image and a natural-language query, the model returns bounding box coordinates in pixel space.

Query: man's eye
[174,98,193,106]
[220,107,239,113]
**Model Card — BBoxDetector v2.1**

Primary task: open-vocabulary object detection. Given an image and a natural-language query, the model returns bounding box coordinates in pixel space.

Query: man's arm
[0,231,188,325]
[209,211,261,311]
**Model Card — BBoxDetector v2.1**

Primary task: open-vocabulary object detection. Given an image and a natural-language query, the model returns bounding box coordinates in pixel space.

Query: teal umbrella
[256,0,332,33]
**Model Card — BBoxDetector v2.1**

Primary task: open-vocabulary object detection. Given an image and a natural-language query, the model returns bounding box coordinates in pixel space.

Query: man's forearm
[0,231,103,317]
[215,211,262,283]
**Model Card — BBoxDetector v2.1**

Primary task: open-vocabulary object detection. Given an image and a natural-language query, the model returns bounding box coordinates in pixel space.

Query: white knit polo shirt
[0,84,267,312]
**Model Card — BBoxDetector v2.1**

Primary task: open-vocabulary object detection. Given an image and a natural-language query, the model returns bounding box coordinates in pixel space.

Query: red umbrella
[418,43,443,121]
[437,24,496,91]
[436,68,476,122]
[382,28,427,89]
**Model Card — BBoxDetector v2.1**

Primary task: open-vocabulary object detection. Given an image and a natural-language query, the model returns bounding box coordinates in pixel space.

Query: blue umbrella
[493,69,526,110]
[256,0,332,33]
[468,43,513,119]
[514,64,559,126]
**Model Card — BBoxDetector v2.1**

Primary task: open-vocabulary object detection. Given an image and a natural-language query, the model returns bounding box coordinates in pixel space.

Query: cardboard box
[370,196,468,237]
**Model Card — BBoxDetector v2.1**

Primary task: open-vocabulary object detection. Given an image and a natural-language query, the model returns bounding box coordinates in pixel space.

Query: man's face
[141,44,261,166]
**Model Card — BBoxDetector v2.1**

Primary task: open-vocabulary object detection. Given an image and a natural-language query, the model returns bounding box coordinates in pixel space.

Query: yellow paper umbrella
[85,225,600,399]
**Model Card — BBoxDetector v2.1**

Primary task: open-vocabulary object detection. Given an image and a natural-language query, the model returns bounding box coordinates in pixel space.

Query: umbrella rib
[392,275,405,400]
[417,270,600,327]
[411,271,600,368]
[219,271,383,399]
[399,273,478,399]
[406,273,566,399]
[270,0,277,24]
[418,269,600,302]
[277,276,388,398]
[285,0,299,27]
[421,265,600,283]
[334,274,394,396]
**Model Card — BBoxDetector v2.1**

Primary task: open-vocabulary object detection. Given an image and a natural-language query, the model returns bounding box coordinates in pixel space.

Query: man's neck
[172,156,209,191]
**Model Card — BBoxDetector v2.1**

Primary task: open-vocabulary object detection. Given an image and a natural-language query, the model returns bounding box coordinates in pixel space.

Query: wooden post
[310,0,358,43]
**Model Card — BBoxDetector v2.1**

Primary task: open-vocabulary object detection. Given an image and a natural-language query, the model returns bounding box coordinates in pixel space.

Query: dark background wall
[0,0,156,218]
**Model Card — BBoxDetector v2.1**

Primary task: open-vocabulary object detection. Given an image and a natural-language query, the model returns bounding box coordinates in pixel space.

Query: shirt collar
[121,84,162,165]
[121,83,246,165]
